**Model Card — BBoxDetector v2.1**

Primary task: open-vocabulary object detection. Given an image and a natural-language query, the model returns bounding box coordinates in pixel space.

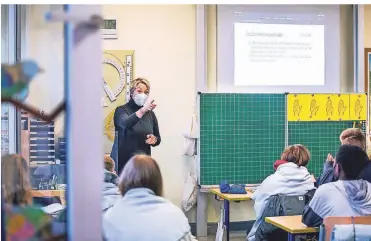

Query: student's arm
[316,157,336,187]
[323,161,334,173]
[114,106,142,130]
[316,167,336,187]
[302,204,323,227]
[150,112,161,147]
[302,188,326,227]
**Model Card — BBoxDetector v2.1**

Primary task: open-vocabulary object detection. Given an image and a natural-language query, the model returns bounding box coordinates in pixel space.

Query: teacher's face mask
[133,93,148,106]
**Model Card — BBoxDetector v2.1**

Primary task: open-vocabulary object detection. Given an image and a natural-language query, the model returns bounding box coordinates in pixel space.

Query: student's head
[118,154,163,196]
[281,144,310,167]
[335,145,367,180]
[1,154,32,205]
[104,155,115,173]
[129,78,150,106]
[339,128,366,150]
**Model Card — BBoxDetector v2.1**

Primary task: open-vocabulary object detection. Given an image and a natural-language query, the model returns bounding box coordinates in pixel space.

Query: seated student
[102,154,193,241]
[2,154,66,240]
[303,145,371,227]
[247,145,316,241]
[102,155,121,212]
[316,128,371,186]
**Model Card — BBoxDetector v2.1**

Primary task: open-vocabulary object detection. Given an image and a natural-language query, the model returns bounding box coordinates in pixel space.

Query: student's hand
[145,134,157,145]
[326,153,335,166]
[310,174,316,183]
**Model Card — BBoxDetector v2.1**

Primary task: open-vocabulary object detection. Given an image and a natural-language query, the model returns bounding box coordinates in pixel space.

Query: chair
[319,216,371,241]
[255,190,316,241]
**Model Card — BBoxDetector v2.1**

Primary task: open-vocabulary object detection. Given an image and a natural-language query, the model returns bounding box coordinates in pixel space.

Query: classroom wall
[365,5,371,48]
[23,5,65,138]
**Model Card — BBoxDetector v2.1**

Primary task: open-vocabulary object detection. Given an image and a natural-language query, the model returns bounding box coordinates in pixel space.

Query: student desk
[210,188,253,241]
[265,215,319,241]
[31,190,66,205]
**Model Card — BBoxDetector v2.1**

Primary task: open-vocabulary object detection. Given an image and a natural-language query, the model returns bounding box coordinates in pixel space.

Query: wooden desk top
[31,190,66,205]
[210,188,253,201]
[265,216,319,234]
[31,190,65,196]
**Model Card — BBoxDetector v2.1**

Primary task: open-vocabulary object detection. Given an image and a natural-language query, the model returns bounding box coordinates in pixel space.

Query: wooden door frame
[364,48,371,92]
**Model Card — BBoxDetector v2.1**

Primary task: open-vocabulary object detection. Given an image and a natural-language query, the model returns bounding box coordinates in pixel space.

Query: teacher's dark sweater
[113,99,161,172]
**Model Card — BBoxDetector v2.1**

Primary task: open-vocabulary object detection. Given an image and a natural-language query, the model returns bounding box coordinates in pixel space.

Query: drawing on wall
[309,96,319,118]
[354,98,363,119]
[326,97,333,118]
[292,98,302,117]
[349,94,367,121]
[102,50,135,153]
[338,98,347,118]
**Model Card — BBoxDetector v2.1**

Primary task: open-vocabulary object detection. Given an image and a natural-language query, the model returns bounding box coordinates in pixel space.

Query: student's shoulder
[314,182,338,197]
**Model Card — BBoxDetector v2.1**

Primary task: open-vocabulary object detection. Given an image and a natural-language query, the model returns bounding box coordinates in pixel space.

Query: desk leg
[196,189,207,238]
[224,199,230,241]
[288,233,294,241]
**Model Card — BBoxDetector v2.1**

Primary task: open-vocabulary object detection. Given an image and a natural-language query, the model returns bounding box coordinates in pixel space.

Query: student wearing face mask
[111,78,161,173]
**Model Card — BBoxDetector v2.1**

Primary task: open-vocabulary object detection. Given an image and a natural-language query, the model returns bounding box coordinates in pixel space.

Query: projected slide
[234,23,325,86]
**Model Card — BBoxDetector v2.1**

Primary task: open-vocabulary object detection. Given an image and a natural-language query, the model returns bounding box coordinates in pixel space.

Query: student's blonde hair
[340,128,366,150]
[1,154,32,205]
[104,155,115,172]
[281,144,311,167]
[118,154,163,197]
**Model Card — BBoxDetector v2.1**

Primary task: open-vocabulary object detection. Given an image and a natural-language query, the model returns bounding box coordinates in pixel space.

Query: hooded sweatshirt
[102,188,193,241]
[302,179,371,227]
[102,170,121,212]
[247,163,315,241]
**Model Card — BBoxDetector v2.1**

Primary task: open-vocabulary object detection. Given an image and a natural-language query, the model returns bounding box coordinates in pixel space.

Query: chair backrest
[323,216,371,241]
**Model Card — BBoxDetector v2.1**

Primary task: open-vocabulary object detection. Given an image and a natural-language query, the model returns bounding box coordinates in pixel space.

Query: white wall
[102,4,198,219]
[365,5,371,48]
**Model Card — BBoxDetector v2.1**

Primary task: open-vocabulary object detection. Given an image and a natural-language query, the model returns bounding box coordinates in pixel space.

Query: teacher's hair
[1,154,32,205]
[129,77,151,96]
[118,154,163,197]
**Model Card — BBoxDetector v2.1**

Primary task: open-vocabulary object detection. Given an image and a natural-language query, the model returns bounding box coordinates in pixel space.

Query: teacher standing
[112,78,161,173]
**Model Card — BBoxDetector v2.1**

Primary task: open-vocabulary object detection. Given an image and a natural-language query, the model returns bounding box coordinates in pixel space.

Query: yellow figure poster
[349,93,367,121]
[288,94,328,121]
[288,93,366,121]
[102,50,135,153]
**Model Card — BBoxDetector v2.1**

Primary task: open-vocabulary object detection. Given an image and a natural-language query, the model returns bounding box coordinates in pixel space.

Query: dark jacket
[255,189,316,241]
[111,99,161,173]
[316,159,371,187]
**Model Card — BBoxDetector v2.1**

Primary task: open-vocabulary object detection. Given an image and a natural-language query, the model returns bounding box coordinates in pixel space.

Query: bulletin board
[102,50,135,153]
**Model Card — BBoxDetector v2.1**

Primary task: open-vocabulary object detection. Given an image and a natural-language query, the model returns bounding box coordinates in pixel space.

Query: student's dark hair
[118,154,163,196]
[281,144,311,167]
[336,144,367,179]
[340,128,366,150]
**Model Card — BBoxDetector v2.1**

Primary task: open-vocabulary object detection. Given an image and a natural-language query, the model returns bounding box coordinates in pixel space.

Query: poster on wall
[102,50,135,154]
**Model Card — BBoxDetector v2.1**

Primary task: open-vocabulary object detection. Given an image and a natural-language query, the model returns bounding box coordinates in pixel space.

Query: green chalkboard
[288,121,360,177]
[199,93,286,185]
